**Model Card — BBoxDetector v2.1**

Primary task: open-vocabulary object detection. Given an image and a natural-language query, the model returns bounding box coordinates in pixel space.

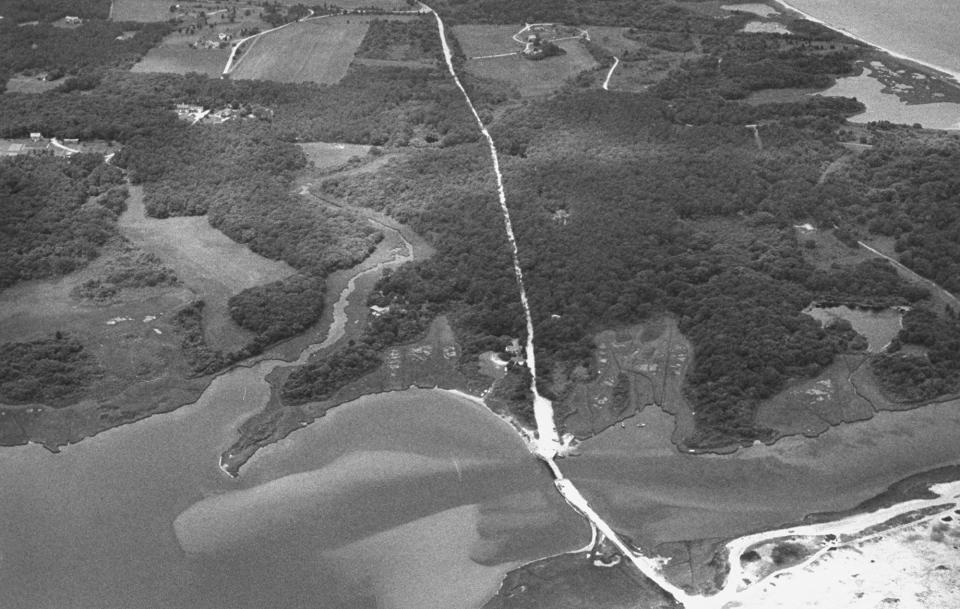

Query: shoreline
[770,0,960,84]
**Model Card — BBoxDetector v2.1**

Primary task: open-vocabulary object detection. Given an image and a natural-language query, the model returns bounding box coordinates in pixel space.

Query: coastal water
[567,397,960,547]
[804,304,902,352]
[779,0,960,78]
[0,380,584,609]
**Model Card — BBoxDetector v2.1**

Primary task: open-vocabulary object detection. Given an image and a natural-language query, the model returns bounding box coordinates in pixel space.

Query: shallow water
[817,70,960,129]
[569,398,960,547]
[0,381,583,609]
[805,304,902,351]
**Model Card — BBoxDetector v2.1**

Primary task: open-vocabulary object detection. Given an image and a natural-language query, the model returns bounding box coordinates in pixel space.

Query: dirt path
[602,56,619,90]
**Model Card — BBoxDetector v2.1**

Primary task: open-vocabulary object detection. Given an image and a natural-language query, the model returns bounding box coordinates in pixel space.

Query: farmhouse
[174,103,205,121]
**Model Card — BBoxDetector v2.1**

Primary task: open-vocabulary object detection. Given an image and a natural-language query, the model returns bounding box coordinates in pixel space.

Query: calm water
[0,376,584,609]
[780,0,960,78]
[568,397,960,547]
[805,304,902,352]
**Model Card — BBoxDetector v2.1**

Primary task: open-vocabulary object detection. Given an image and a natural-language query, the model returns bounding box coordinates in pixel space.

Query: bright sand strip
[709,480,960,608]
[772,0,960,83]
[729,511,960,608]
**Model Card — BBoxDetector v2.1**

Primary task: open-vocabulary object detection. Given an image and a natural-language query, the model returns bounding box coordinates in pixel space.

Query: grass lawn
[230,17,371,84]
[464,39,597,97]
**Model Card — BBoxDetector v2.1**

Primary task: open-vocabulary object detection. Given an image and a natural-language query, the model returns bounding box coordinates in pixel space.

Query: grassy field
[120,186,296,351]
[230,17,370,84]
[132,46,229,76]
[298,142,372,171]
[462,39,598,97]
[4,74,62,94]
[111,0,173,22]
[452,25,519,58]
[587,25,648,56]
[131,11,273,76]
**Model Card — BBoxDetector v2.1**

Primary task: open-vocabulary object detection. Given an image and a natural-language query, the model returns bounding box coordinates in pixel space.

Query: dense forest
[0,20,170,89]
[0,333,103,405]
[0,154,125,288]
[835,130,960,293]
[3,63,481,146]
[873,307,960,402]
[5,0,960,446]
[307,82,937,443]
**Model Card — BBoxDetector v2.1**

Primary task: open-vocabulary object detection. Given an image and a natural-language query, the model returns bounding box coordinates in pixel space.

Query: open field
[463,39,598,97]
[298,142,372,171]
[230,17,370,84]
[583,25,647,56]
[132,45,229,76]
[111,0,175,22]
[453,25,520,58]
[131,12,272,76]
[600,52,688,93]
[120,186,296,350]
[4,74,61,94]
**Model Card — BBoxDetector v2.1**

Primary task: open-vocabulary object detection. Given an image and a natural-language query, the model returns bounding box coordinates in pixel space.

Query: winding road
[602,56,619,91]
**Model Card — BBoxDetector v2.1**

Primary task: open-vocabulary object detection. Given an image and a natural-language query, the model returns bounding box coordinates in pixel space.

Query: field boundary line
[223,12,325,76]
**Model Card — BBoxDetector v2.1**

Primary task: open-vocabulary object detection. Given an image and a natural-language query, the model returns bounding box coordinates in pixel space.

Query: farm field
[119,187,297,351]
[132,46,229,76]
[463,39,598,97]
[130,7,274,76]
[452,25,520,58]
[230,17,371,84]
[111,0,175,22]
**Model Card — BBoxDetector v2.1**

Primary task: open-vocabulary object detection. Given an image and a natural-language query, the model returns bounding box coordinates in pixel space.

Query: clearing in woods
[230,17,371,84]
[298,143,373,171]
[454,25,598,96]
[119,186,297,351]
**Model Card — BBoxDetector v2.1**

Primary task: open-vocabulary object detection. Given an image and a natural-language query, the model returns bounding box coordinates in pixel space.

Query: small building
[217,32,232,42]
[29,132,43,141]
[65,16,82,24]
